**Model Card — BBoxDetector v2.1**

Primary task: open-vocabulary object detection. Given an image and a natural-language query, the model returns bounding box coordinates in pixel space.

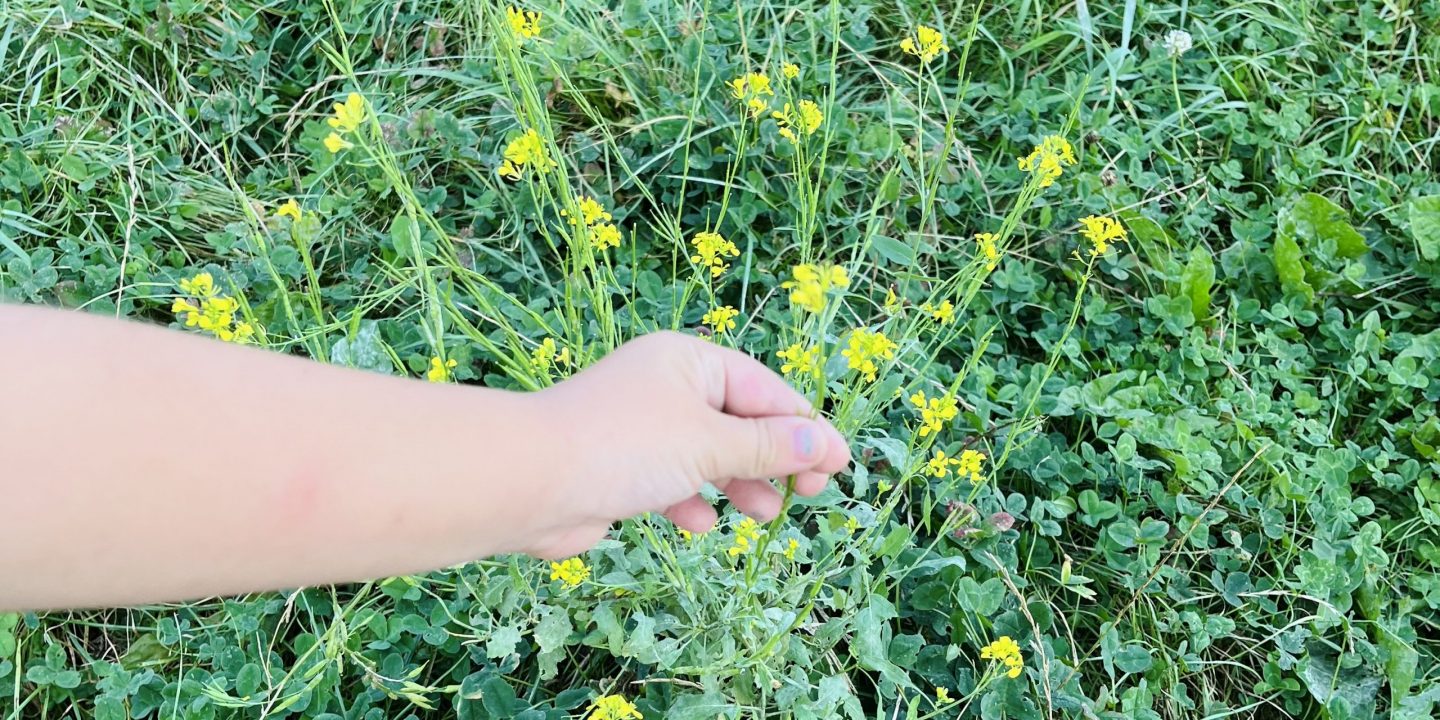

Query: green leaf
[870,235,916,266]
[1181,246,1216,320]
[0,614,17,659]
[1113,643,1153,674]
[1409,195,1440,261]
[1272,232,1314,304]
[485,624,522,659]
[851,599,909,688]
[1282,192,1368,261]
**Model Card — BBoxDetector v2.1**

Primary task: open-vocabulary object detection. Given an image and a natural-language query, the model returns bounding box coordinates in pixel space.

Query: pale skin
[0,305,849,611]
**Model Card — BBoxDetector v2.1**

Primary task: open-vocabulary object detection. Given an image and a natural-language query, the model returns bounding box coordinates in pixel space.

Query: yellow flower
[1018,135,1076,189]
[549,557,590,588]
[426,356,458,383]
[883,288,902,314]
[844,515,860,534]
[590,222,622,250]
[327,93,367,133]
[900,25,950,63]
[910,390,959,438]
[782,62,800,79]
[276,199,302,221]
[777,342,821,378]
[922,300,955,324]
[842,329,897,382]
[175,273,255,344]
[955,449,986,483]
[702,305,740,333]
[728,72,774,117]
[1077,215,1126,256]
[587,694,643,720]
[323,132,352,153]
[926,450,961,478]
[783,538,799,560]
[689,231,740,277]
[976,232,1000,270]
[771,100,824,144]
[783,263,849,313]
[530,337,571,371]
[507,6,542,42]
[980,636,1025,679]
[499,128,556,178]
[563,196,613,226]
[677,528,693,542]
[727,518,763,557]
[935,687,952,704]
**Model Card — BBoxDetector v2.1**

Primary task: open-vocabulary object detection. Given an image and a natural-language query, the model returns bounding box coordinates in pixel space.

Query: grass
[2,0,1439,718]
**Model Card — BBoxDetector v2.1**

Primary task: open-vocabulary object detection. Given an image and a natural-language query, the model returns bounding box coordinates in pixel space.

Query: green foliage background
[3,0,1440,718]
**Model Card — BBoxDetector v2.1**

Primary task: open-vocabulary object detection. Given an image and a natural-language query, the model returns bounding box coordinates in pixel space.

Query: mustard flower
[327,93,367,133]
[1078,215,1126,256]
[883,287,902,314]
[844,515,861,534]
[783,263,849,313]
[956,449,986,483]
[689,231,740,277]
[702,305,740,333]
[276,199,301,221]
[426,356,458,383]
[727,72,774,117]
[922,300,955,324]
[782,63,800,79]
[727,518,763,557]
[980,635,1025,678]
[549,557,590,588]
[498,128,556,178]
[591,222,622,250]
[323,132,353,153]
[772,100,823,144]
[783,538,799,560]
[926,450,960,478]
[173,273,254,344]
[562,196,613,226]
[588,694,643,720]
[910,390,959,438]
[1018,135,1076,189]
[976,232,1000,270]
[842,329,897,382]
[900,25,950,63]
[507,6,542,42]
[530,337,571,371]
[935,687,953,704]
[777,342,821,378]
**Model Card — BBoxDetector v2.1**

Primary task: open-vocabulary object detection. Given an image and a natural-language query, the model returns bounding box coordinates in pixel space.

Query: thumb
[706,414,830,481]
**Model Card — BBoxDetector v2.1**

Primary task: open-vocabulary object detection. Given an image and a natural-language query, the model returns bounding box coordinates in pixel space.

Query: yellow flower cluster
[926,450,959,477]
[935,687,953,704]
[727,518,763,557]
[910,390,959,438]
[1078,215,1126,256]
[689,231,740,277]
[549,557,590,588]
[976,232,1001,270]
[981,636,1025,678]
[702,305,740,333]
[276,199,302,221]
[172,273,254,343]
[588,694,643,720]
[773,100,824,144]
[530,337,571,371]
[426,356,458,382]
[900,25,950,63]
[783,263,849,313]
[727,71,774,117]
[506,6,542,42]
[777,342,821,378]
[782,62,800,79]
[842,329,897,382]
[498,128,557,180]
[323,92,367,153]
[783,538,799,560]
[1018,135,1076,189]
[562,196,623,250]
[956,449,986,482]
[921,300,954,324]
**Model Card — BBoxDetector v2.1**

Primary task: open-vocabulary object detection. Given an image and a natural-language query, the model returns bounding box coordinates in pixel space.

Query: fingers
[721,478,784,520]
[663,496,718,533]
[699,341,813,418]
[706,414,847,481]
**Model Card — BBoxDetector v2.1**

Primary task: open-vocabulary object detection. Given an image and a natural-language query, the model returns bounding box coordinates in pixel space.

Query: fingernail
[794,425,818,460]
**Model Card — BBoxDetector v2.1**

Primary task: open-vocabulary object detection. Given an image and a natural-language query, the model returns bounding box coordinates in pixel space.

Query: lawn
[2,0,1439,718]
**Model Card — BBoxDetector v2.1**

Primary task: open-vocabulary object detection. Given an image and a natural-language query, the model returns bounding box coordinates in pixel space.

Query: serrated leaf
[1181,246,1216,320]
[1409,195,1440,261]
[1272,232,1314,303]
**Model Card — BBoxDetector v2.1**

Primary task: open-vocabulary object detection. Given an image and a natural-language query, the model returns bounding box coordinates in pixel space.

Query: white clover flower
[1162,29,1193,58]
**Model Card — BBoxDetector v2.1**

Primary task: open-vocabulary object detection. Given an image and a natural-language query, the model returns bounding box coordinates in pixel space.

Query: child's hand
[524,332,850,559]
